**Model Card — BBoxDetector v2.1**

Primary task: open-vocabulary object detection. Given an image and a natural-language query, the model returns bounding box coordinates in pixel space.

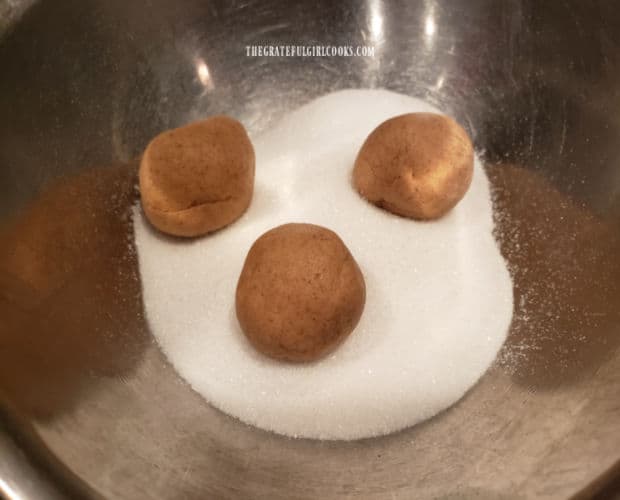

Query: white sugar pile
[133,89,514,440]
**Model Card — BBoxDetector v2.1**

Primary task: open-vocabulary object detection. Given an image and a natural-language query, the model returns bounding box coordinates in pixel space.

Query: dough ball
[139,116,255,237]
[353,113,474,220]
[235,223,366,363]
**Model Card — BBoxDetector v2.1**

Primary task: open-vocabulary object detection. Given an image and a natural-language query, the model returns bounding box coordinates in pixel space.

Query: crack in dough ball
[353,113,474,220]
[139,116,255,237]
[235,223,366,363]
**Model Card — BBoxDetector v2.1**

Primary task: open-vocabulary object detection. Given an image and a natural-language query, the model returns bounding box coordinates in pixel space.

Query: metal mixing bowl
[1,1,619,498]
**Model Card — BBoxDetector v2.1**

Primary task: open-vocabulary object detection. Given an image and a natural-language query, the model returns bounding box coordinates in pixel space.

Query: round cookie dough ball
[139,116,255,237]
[353,113,474,220]
[235,223,366,363]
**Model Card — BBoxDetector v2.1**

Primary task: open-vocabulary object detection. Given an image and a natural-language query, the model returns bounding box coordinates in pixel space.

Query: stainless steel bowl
[1,1,619,498]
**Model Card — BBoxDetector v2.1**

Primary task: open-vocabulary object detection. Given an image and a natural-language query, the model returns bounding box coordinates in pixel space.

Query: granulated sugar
[133,89,514,440]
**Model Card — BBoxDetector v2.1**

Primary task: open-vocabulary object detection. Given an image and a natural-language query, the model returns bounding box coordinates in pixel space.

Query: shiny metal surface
[0,1,619,498]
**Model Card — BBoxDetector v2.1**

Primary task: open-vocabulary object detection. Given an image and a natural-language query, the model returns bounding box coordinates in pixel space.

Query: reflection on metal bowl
[0,1,619,498]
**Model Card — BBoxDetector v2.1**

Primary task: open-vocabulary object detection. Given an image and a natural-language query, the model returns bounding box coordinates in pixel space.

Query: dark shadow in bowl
[488,163,620,389]
[0,161,150,420]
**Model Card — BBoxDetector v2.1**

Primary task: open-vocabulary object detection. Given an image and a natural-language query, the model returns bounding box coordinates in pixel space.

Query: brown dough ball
[139,116,255,237]
[235,223,366,363]
[353,112,474,220]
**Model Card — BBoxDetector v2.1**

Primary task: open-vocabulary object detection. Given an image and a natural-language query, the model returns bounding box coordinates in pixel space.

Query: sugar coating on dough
[139,116,254,237]
[133,89,514,440]
[236,223,366,362]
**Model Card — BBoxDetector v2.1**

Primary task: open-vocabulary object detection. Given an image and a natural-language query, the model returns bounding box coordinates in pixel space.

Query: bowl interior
[0,1,619,498]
